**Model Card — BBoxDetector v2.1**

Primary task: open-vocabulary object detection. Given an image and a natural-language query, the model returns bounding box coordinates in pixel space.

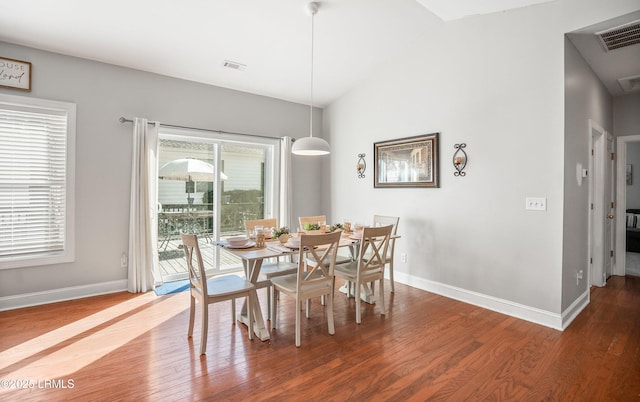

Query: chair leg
[327,291,335,335]
[355,281,362,324]
[389,261,395,293]
[231,298,236,322]
[271,289,277,330]
[306,298,311,318]
[295,297,302,347]
[247,292,254,340]
[200,303,209,355]
[188,296,195,338]
[379,278,386,316]
[266,286,272,320]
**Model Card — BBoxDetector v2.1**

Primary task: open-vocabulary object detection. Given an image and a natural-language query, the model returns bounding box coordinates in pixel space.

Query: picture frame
[374,132,439,188]
[0,57,32,91]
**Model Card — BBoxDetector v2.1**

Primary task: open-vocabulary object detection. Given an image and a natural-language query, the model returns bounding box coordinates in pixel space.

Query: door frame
[588,120,609,287]
[157,127,281,281]
[615,135,640,277]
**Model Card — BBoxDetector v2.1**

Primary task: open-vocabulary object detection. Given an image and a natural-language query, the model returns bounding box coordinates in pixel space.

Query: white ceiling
[0,1,637,106]
[415,0,555,21]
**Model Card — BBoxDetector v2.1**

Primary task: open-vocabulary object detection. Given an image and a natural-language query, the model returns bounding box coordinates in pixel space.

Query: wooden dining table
[214,232,399,341]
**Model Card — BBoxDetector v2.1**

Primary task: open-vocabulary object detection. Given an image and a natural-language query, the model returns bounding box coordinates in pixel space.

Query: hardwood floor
[1,276,639,401]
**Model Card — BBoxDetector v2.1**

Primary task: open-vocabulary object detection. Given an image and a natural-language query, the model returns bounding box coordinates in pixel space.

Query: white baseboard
[560,288,590,329]
[0,279,128,311]
[392,271,586,331]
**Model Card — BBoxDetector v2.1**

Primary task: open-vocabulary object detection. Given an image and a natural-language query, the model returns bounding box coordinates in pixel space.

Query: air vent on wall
[618,75,640,93]
[596,20,640,51]
[222,60,247,71]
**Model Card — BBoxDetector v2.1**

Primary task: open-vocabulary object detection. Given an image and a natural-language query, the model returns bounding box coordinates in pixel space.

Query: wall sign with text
[0,57,32,91]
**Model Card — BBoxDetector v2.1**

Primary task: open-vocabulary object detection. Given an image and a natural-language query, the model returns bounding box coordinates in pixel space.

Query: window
[0,94,76,269]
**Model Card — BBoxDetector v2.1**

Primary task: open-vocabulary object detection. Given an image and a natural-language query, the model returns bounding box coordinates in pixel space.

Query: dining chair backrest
[298,215,327,231]
[245,218,277,234]
[297,231,341,290]
[357,225,393,279]
[182,233,208,298]
[373,215,399,235]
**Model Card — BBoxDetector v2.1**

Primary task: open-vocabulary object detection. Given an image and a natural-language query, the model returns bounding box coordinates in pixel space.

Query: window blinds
[0,105,68,259]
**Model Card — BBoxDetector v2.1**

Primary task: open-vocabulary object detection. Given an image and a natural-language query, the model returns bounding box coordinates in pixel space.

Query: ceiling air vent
[222,60,247,71]
[618,75,640,93]
[596,20,640,51]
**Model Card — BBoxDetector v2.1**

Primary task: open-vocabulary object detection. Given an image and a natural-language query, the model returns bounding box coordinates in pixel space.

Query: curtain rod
[118,117,289,141]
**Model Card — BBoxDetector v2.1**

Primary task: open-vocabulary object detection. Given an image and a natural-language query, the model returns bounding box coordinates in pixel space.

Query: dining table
[213,231,399,341]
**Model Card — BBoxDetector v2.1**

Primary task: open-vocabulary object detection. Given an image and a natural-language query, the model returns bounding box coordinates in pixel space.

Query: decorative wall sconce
[453,143,467,176]
[357,153,366,178]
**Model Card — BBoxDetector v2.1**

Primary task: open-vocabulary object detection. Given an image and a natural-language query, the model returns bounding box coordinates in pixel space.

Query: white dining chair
[270,231,341,347]
[373,214,400,292]
[334,225,393,324]
[182,233,254,355]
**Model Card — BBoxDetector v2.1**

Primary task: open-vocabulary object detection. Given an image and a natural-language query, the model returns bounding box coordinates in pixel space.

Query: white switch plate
[525,197,547,211]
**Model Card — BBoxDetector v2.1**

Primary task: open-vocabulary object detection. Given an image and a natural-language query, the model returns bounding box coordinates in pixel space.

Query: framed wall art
[374,132,439,188]
[0,57,32,91]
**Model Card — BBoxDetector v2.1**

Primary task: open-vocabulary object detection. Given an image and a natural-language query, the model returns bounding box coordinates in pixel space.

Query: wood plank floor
[1,276,638,401]
[159,238,243,278]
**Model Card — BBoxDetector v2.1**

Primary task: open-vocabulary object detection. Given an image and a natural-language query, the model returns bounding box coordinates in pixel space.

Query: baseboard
[0,279,128,311]
[560,288,590,329]
[392,271,565,330]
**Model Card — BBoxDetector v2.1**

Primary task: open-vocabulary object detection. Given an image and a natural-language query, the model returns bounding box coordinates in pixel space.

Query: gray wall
[323,0,637,320]
[614,93,640,136]
[0,41,323,299]
[562,37,613,310]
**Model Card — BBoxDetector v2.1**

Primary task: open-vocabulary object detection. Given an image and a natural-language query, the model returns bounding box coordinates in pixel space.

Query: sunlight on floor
[0,292,190,393]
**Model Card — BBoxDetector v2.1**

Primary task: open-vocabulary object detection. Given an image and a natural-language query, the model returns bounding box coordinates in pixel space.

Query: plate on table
[284,240,301,249]
[349,234,362,240]
[226,241,256,249]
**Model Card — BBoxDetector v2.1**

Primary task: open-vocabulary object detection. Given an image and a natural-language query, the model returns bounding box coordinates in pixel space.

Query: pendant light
[291,2,331,156]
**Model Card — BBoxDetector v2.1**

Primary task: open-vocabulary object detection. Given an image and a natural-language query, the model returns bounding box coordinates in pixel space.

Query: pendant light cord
[309,7,315,138]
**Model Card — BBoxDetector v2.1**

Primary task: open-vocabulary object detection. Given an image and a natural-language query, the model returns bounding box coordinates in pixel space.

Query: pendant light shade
[292,136,330,155]
[292,2,330,156]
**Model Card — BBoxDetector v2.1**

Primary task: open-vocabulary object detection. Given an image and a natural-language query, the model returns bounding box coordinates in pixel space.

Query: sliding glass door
[157,127,279,281]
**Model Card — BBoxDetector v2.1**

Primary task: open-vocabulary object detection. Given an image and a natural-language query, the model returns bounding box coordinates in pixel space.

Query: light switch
[525,197,547,211]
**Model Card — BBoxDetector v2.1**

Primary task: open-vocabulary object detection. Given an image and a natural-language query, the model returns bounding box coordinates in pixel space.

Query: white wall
[562,37,613,310]
[323,0,638,325]
[0,41,323,303]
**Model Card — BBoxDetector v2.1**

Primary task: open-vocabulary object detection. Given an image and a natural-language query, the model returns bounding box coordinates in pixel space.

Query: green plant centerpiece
[303,223,321,231]
[328,223,344,233]
[273,226,290,244]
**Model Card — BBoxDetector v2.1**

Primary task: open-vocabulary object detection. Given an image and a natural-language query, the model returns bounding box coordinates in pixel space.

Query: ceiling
[567,12,640,97]
[0,1,637,107]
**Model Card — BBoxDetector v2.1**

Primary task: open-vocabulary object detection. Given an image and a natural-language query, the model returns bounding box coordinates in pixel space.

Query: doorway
[156,127,280,282]
[615,135,640,278]
[589,120,615,287]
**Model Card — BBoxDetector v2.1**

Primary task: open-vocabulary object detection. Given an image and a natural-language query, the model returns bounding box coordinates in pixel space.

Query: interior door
[604,133,615,282]
[589,121,606,287]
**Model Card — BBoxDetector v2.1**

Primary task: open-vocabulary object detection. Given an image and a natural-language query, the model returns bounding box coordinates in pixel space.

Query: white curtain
[128,118,161,293]
[279,136,293,230]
